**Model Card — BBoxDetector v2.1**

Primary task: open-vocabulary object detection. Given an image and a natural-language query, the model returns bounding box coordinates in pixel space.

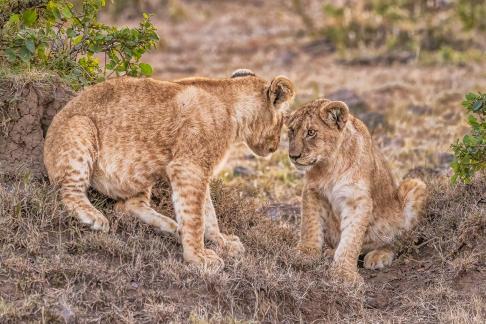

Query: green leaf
[18,47,33,63]
[8,13,20,25]
[472,100,483,112]
[66,28,76,38]
[60,5,73,18]
[463,135,477,146]
[22,9,38,27]
[24,39,35,54]
[4,48,17,63]
[139,63,153,76]
[465,92,477,100]
[36,45,47,60]
[72,35,83,45]
[468,115,479,127]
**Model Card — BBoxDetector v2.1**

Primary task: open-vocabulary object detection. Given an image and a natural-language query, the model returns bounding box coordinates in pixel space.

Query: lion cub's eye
[307,129,316,137]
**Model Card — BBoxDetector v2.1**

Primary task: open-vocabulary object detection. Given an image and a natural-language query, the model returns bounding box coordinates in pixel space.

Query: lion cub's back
[44,77,183,196]
[54,77,180,126]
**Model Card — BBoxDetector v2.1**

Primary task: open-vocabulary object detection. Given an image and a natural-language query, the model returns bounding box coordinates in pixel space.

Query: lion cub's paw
[364,249,394,270]
[184,248,224,269]
[296,243,322,258]
[78,210,110,233]
[113,200,126,213]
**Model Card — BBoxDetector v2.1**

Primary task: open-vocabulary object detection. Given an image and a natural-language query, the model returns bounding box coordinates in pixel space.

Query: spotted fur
[286,99,427,283]
[44,71,295,268]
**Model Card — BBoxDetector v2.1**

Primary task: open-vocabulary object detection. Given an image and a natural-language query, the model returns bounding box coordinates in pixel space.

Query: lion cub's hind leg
[398,178,427,230]
[46,115,109,232]
[114,189,178,235]
[363,248,394,270]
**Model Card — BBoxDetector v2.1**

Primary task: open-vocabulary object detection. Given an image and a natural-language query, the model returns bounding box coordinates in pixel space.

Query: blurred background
[100,0,485,208]
[2,0,485,205]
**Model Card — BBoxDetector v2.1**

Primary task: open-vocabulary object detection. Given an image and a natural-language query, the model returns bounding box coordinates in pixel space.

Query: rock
[243,154,256,161]
[327,88,369,115]
[301,38,335,56]
[0,75,75,178]
[408,104,433,116]
[437,152,454,167]
[233,166,255,177]
[275,50,297,66]
[381,136,405,149]
[360,111,388,132]
[337,51,416,66]
[403,166,443,180]
[258,203,300,221]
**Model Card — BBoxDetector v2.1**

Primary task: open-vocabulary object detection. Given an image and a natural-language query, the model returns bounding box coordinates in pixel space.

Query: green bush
[0,0,159,89]
[451,92,486,183]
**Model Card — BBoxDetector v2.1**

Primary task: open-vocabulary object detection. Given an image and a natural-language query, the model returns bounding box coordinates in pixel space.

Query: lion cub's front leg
[167,161,223,268]
[297,187,324,257]
[204,187,245,257]
[331,192,372,284]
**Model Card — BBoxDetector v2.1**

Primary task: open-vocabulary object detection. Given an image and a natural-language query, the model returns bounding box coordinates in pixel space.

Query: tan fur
[286,98,427,283]
[44,71,295,268]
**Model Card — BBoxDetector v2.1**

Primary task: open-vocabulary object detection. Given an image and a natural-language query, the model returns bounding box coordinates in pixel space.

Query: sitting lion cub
[286,98,426,282]
[44,69,295,268]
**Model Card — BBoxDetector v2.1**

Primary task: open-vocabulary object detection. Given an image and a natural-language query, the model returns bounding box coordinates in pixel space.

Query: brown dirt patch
[0,72,74,178]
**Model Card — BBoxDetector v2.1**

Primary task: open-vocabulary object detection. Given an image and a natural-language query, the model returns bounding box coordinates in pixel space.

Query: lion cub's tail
[398,178,427,230]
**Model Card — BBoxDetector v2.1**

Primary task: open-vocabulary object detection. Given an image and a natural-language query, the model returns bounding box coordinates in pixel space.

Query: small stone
[233,166,255,177]
[437,152,454,167]
[258,203,300,221]
[275,50,297,66]
[403,166,441,180]
[408,104,432,116]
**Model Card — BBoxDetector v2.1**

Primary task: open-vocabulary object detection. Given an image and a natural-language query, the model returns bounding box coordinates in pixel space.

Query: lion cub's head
[285,98,350,170]
[233,69,295,157]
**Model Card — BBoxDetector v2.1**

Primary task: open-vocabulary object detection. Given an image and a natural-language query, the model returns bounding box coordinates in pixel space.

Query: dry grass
[0,172,484,323]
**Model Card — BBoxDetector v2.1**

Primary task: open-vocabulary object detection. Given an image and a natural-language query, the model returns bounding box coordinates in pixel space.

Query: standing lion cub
[44,69,295,268]
[286,98,426,283]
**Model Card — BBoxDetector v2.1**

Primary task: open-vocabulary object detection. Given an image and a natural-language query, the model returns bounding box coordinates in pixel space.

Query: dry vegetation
[0,173,484,323]
[1,0,486,323]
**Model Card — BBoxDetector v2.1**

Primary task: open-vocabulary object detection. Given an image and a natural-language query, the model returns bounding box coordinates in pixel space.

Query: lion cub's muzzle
[289,153,317,170]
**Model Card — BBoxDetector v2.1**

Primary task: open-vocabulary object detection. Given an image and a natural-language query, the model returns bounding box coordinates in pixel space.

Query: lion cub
[44,69,295,268]
[286,98,426,282]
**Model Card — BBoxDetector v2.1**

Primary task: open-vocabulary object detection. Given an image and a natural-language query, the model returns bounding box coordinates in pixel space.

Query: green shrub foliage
[451,92,486,183]
[0,0,159,88]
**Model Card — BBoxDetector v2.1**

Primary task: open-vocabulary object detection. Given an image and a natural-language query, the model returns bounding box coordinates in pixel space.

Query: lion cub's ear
[320,101,349,130]
[268,76,295,110]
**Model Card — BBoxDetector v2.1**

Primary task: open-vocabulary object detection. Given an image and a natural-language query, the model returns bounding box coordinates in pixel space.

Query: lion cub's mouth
[291,159,317,171]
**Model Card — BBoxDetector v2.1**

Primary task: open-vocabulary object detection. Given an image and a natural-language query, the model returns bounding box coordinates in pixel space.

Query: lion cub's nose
[289,153,301,160]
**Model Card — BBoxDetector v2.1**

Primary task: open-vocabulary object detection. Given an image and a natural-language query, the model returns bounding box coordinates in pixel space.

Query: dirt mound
[0,73,74,178]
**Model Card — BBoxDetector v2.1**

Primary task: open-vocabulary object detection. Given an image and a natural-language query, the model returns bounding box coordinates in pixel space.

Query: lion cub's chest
[314,177,368,248]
